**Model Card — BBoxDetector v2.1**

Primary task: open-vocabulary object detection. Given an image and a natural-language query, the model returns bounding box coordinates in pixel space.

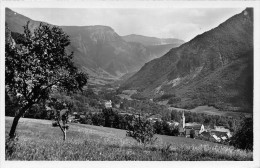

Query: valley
[4,7,255,162]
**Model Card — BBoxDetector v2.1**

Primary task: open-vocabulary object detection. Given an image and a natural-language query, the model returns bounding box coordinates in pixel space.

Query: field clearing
[190,106,252,117]
[5,117,252,161]
[169,105,252,118]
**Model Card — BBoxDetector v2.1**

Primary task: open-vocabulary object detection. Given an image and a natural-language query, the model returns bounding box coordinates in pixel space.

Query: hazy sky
[12,8,243,41]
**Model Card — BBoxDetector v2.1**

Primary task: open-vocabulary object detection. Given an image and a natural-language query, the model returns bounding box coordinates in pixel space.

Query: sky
[12,8,243,41]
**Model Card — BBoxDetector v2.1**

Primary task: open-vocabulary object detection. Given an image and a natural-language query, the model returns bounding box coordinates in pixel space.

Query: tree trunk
[57,120,66,141]
[63,128,66,141]
[9,103,32,138]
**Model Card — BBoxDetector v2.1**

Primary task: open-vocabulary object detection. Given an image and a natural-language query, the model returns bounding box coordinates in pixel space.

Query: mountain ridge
[121,8,253,112]
[122,34,185,46]
[5,8,184,84]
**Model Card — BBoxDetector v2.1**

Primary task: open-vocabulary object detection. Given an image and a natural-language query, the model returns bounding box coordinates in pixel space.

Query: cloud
[12,8,243,41]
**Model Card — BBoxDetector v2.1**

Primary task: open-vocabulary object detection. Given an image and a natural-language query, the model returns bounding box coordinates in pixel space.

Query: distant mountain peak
[122,34,184,46]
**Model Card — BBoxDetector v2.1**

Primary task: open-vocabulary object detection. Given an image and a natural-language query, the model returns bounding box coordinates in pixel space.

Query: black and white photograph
[0,0,260,167]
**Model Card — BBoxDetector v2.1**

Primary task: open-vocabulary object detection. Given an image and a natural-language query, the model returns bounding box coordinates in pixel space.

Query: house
[148,114,162,123]
[201,131,219,142]
[212,134,221,142]
[214,126,232,138]
[105,100,112,109]
[210,131,230,141]
[167,121,179,127]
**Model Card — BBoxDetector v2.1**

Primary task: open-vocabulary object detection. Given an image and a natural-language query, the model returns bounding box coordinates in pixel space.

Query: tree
[49,98,70,141]
[126,115,157,147]
[230,117,253,151]
[5,22,88,138]
[102,108,116,127]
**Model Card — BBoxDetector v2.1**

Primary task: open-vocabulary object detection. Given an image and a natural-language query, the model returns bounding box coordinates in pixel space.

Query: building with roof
[105,100,112,109]
[211,131,230,141]
[185,123,205,137]
[214,126,232,138]
[148,114,162,123]
[167,121,179,127]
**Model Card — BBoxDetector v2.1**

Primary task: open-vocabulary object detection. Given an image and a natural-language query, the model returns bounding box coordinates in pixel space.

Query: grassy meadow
[5,117,253,161]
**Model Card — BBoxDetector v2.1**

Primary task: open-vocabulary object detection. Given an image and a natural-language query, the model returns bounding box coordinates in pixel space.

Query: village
[64,99,233,145]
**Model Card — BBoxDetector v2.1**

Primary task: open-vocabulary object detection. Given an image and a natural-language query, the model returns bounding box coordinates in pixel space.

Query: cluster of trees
[117,97,241,132]
[154,94,176,101]
[153,121,179,136]
[119,98,169,116]
[130,93,147,100]
[79,108,180,137]
[80,109,134,130]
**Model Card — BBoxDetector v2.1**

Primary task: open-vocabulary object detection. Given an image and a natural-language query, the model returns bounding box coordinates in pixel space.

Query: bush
[126,115,157,146]
[52,122,59,127]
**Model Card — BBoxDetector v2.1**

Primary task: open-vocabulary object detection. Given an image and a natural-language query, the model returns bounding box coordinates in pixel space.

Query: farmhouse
[105,100,112,109]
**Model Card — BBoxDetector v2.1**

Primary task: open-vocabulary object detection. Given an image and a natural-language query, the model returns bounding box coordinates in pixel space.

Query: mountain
[60,25,153,77]
[6,8,183,85]
[121,8,253,112]
[122,34,184,46]
[122,34,185,59]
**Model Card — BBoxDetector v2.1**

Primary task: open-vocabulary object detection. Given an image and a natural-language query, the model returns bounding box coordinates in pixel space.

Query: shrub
[52,122,59,127]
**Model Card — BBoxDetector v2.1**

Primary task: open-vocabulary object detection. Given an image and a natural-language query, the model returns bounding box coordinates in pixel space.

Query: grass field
[5,117,253,161]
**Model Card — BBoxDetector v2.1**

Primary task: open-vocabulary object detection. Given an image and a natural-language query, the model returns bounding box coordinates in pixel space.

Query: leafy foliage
[126,115,157,146]
[6,22,87,103]
[230,117,253,151]
[154,94,176,101]
[5,22,88,138]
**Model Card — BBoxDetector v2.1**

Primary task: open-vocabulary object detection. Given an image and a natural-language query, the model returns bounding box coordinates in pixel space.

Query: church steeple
[182,111,185,128]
